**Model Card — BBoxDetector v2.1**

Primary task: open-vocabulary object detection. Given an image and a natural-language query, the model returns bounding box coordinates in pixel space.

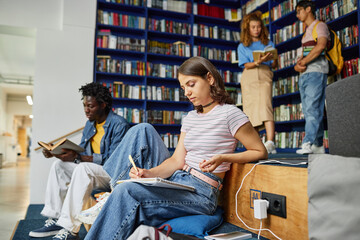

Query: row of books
[275,131,304,149]
[337,25,358,48]
[272,75,299,97]
[274,103,304,122]
[315,0,357,23]
[147,85,187,102]
[219,70,242,84]
[277,48,298,69]
[160,133,179,148]
[147,0,191,14]
[147,62,179,78]
[193,45,235,63]
[193,3,242,21]
[147,40,191,57]
[271,0,299,21]
[103,82,146,99]
[341,58,359,79]
[148,18,191,35]
[104,0,146,7]
[259,130,329,149]
[272,21,305,45]
[106,83,241,104]
[147,110,187,125]
[225,87,242,106]
[96,31,145,52]
[97,59,241,83]
[96,56,146,75]
[243,0,268,15]
[97,10,146,29]
[193,24,240,42]
[114,107,146,123]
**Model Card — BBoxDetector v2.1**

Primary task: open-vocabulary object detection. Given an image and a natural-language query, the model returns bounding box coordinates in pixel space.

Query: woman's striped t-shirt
[181,104,249,173]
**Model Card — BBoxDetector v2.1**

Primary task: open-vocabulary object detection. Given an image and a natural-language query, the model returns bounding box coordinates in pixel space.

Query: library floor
[0,157,30,240]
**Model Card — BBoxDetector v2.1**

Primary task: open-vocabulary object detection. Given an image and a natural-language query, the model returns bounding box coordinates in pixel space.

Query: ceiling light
[29,115,33,119]
[26,95,33,105]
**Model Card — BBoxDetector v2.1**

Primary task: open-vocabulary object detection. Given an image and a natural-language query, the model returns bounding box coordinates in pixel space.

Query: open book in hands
[38,138,85,155]
[252,45,278,62]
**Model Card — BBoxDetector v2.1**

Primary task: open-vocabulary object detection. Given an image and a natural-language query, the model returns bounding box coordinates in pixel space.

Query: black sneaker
[29,218,62,237]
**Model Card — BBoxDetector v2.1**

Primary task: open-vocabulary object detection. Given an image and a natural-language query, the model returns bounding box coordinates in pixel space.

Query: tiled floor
[0,157,30,240]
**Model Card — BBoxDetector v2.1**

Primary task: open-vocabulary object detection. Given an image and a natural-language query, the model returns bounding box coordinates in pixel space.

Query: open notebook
[116,177,195,192]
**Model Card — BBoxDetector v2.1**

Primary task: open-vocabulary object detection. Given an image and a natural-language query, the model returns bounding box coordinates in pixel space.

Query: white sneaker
[264,140,277,154]
[76,192,111,224]
[311,144,325,154]
[296,142,312,154]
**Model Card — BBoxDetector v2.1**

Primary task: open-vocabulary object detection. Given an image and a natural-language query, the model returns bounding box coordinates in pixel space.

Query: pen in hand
[128,155,139,173]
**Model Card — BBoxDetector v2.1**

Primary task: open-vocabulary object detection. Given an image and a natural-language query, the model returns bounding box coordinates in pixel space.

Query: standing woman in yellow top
[237,11,278,154]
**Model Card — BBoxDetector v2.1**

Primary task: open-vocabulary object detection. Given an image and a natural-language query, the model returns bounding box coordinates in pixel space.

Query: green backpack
[312,21,344,76]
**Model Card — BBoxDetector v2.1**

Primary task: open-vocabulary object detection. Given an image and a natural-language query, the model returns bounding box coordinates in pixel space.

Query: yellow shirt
[91,121,105,154]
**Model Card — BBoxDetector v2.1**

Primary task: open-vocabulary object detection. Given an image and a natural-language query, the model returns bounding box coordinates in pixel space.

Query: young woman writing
[84,56,267,240]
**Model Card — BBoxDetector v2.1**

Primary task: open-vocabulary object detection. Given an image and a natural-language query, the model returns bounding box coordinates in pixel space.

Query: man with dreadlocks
[29,82,130,240]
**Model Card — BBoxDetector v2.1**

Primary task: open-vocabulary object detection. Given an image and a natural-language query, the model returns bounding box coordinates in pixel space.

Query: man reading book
[29,82,130,239]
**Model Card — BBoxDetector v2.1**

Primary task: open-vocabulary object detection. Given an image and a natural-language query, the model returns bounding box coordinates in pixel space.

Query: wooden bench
[220,162,308,240]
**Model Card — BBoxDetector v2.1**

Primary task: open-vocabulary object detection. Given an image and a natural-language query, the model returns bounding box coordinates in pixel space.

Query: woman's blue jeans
[86,123,223,240]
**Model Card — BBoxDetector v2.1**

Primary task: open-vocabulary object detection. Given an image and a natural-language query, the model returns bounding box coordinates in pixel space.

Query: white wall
[0,88,6,134]
[0,0,62,30]
[0,0,97,203]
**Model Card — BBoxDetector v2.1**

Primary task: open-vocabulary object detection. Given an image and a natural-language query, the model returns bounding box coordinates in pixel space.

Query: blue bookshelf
[94,0,242,149]
[94,0,359,152]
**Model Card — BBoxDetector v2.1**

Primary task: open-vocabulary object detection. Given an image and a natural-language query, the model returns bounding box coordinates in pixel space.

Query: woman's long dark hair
[178,56,234,112]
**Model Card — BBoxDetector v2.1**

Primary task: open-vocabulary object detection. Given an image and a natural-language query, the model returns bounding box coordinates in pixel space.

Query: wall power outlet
[261,192,287,218]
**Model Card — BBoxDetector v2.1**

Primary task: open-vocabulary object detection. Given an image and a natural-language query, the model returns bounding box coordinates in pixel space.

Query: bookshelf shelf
[275,119,305,125]
[274,65,296,77]
[224,82,240,87]
[254,1,268,13]
[207,59,237,67]
[147,53,189,62]
[194,15,239,27]
[148,8,192,20]
[97,1,145,12]
[151,124,182,128]
[146,77,180,86]
[95,72,145,78]
[193,36,238,47]
[97,24,146,36]
[113,98,145,102]
[147,100,190,106]
[343,45,359,60]
[271,11,297,27]
[273,91,300,100]
[96,48,145,58]
[148,31,191,41]
[113,99,145,109]
[275,35,301,52]
[327,10,357,30]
